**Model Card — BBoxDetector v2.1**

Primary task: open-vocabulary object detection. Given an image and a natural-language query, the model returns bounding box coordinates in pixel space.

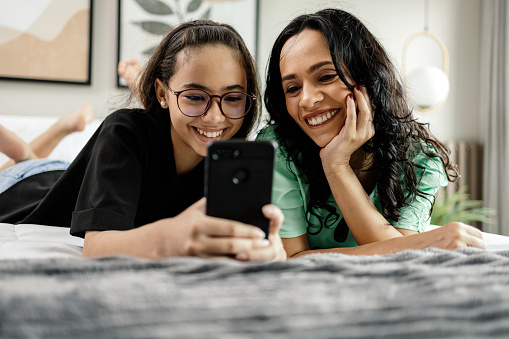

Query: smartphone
[205,140,277,237]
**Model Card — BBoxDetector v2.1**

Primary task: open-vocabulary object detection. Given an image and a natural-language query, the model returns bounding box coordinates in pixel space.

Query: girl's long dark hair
[264,9,458,233]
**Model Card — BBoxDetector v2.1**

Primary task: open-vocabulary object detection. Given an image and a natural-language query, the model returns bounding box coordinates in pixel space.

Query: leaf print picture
[117,0,259,87]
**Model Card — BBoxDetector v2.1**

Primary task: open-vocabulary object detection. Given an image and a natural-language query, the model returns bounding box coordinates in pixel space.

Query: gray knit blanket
[2,248,509,338]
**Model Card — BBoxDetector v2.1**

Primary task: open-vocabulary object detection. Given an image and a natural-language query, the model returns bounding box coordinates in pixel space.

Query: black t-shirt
[0,109,204,238]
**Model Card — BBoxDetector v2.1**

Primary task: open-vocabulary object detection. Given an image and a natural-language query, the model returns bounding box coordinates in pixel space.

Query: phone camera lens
[232,168,249,184]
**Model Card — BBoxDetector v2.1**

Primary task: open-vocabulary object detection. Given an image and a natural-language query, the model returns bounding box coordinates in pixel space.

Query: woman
[258,8,484,257]
[0,20,285,261]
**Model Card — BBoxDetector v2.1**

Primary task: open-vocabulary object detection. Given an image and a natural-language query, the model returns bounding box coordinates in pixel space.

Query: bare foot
[118,58,143,91]
[57,100,95,133]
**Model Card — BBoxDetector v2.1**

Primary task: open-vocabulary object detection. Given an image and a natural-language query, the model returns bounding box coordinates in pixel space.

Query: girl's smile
[193,127,226,140]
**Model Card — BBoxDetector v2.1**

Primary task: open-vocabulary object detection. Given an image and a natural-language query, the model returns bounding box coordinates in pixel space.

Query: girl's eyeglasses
[168,87,255,119]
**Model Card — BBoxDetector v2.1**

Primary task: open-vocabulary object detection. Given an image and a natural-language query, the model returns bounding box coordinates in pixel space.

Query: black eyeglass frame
[168,86,256,120]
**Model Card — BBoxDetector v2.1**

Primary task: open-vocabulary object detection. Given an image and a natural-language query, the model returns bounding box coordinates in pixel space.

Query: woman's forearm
[291,233,425,257]
[325,164,402,245]
[288,222,486,258]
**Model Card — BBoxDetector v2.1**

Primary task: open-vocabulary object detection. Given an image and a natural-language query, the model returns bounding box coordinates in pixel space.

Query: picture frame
[0,0,93,85]
[117,0,259,87]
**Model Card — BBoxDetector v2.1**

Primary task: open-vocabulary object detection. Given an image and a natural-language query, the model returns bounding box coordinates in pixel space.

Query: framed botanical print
[0,0,93,85]
[117,0,258,87]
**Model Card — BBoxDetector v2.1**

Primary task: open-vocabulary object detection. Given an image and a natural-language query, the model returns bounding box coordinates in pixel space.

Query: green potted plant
[430,185,496,226]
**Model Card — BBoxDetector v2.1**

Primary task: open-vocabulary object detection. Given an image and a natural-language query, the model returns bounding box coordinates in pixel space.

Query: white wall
[0,0,481,142]
[0,0,121,120]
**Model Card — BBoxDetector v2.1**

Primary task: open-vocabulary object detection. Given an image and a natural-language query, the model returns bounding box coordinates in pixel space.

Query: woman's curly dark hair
[264,9,458,233]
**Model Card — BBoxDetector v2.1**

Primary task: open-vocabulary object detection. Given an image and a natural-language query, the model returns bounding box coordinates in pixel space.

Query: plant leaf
[430,185,497,226]
[132,21,171,35]
[187,0,202,13]
[142,45,159,56]
[134,0,173,15]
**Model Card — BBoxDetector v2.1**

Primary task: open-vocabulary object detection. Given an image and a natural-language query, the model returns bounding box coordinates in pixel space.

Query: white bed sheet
[0,223,83,260]
[1,223,509,260]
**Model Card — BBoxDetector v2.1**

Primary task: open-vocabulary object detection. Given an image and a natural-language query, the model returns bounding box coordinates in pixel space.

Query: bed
[2,115,509,338]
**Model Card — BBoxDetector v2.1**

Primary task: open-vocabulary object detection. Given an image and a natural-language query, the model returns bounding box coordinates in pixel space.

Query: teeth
[196,128,224,138]
[307,109,338,126]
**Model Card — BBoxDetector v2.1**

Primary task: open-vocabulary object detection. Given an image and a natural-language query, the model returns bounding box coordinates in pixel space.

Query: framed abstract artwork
[0,0,93,85]
[117,0,258,87]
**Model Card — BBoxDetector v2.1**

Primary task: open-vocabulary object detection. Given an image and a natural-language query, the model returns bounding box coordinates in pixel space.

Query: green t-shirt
[256,124,448,249]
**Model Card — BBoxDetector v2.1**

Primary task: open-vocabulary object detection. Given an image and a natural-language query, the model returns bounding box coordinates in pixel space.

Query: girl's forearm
[82,222,166,259]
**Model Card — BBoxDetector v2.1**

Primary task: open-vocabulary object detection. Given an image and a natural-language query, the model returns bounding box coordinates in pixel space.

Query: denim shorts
[0,159,70,194]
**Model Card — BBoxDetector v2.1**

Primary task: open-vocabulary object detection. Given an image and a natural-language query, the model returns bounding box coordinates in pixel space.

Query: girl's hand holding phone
[236,204,287,262]
[157,198,286,261]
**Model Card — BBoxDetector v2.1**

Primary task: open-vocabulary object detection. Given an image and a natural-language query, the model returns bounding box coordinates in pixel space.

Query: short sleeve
[256,126,308,238]
[394,151,448,232]
[70,113,147,237]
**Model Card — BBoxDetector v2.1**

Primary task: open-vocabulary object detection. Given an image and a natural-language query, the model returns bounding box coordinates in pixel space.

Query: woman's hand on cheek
[236,205,287,262]
[156,197,269,259]
[320,85,375,173]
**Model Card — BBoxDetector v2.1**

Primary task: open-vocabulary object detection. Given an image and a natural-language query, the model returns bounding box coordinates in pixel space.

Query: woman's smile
[305,108,339,127]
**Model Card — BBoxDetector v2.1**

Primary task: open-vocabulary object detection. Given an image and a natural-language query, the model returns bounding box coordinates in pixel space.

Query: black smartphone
[205,139,277,237]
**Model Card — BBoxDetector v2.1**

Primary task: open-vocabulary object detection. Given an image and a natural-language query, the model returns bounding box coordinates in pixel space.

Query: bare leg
[0,100,95,170]
[0,124,37,170]
[118,58,143,92]
[29,100,95,159]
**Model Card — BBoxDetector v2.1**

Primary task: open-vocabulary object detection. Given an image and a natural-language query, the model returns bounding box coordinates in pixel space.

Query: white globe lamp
[402,25,450,114]
[407,65,450,110]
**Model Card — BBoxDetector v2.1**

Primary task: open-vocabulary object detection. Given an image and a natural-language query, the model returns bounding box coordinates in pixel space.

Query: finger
[239,243,276,262]
[354,86,375,140]
[343,93,357,136]
[462,223,484,239]
[460,224,486,249]
[262,204,284,237]
[198,216,266,239]
[468,236,487,249]
[199,236,269,257]
[354,86,373,125]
